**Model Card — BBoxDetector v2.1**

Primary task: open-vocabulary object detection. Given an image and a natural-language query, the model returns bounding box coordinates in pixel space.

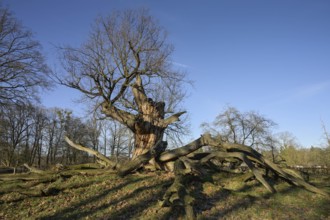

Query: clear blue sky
[3,0,330,147]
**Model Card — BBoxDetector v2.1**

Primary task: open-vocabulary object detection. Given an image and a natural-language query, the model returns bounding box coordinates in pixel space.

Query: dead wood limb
[117,141,167,177]
[200,151,275,193]
[64,136,116,168]
[161,159,196,219]
[261,158,329,197]
[201,135,329,197]
[67,163,103,170]
[207,163,246,174]
[159,133,213,162]
[163,111,187,127]
[281,167,305,181]
[23,164,47,174]
[163,161,175,172]
[243,172,256,182]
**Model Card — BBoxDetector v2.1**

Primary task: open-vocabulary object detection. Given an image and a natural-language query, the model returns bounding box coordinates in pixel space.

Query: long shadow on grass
[201,181,313,219]
[96,180,172,219]
[39,176,151,220]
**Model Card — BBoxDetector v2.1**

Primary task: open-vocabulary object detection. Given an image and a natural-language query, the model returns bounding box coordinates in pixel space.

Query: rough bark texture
[132,99,166,159]
[131,75,173,159]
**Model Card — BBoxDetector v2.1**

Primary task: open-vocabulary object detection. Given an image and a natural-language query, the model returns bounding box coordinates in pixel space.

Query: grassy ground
[0,170,329,220]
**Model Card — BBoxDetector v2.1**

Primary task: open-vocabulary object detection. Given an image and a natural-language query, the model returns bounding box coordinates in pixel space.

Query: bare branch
[162,111,187,127]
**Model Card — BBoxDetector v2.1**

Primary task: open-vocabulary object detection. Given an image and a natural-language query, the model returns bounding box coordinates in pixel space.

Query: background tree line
[0,104,134,168]
[202,106,330,168]
[0,5,131,168]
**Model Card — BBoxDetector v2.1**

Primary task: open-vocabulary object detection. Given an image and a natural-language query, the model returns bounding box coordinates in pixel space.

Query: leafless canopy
[201,106,277,148]
[58,9,187,117]
[0,7,50,105]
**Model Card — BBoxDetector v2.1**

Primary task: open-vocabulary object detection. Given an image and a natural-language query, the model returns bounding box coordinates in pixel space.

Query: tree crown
[58,9,187,116]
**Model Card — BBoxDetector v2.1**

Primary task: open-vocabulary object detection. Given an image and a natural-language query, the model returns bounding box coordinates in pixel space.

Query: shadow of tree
[2,172,329,219]
[103,180,171,219]
[39,176,151,220]
[199,182,311,219]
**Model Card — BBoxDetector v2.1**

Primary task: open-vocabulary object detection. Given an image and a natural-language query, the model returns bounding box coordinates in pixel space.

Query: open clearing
[0,171,329,219]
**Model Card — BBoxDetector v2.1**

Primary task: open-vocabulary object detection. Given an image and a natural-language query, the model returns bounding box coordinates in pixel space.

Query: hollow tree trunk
[133,128,164,159]
[101,75,186,159]
[132,99,166,159]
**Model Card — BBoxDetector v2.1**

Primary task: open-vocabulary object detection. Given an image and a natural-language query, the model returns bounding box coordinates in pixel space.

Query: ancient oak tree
[57,9,187,158]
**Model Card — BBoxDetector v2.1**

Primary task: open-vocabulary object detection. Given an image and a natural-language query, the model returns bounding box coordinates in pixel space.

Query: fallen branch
[24,164,47,175]
[160,159,196,219]
[159,133,213,162]
[201,151,275,193]
[117,141,167,177]
[202,136,329,197]
[65,136,116,168]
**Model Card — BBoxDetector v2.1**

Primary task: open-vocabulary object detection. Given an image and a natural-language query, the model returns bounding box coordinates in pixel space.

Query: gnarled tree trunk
[133,129,164,159]
[101,75,185,159]
[132,98,166,158]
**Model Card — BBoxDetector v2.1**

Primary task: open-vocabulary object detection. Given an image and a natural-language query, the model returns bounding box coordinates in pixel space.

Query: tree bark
[132,124,165,159]
[159,133,212,162]
[118,140,167,177]
[100,74,186,159]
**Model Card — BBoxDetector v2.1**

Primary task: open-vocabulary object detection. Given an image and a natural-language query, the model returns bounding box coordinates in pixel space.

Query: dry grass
[0,171,329,219]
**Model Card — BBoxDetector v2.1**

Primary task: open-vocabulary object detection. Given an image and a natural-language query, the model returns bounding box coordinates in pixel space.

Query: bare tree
[44,108,66,165]
[0,104,33,166]
[0,6,51,105]
[57,9,187,158]
[201,106,276,150]
[99,118,134,159]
